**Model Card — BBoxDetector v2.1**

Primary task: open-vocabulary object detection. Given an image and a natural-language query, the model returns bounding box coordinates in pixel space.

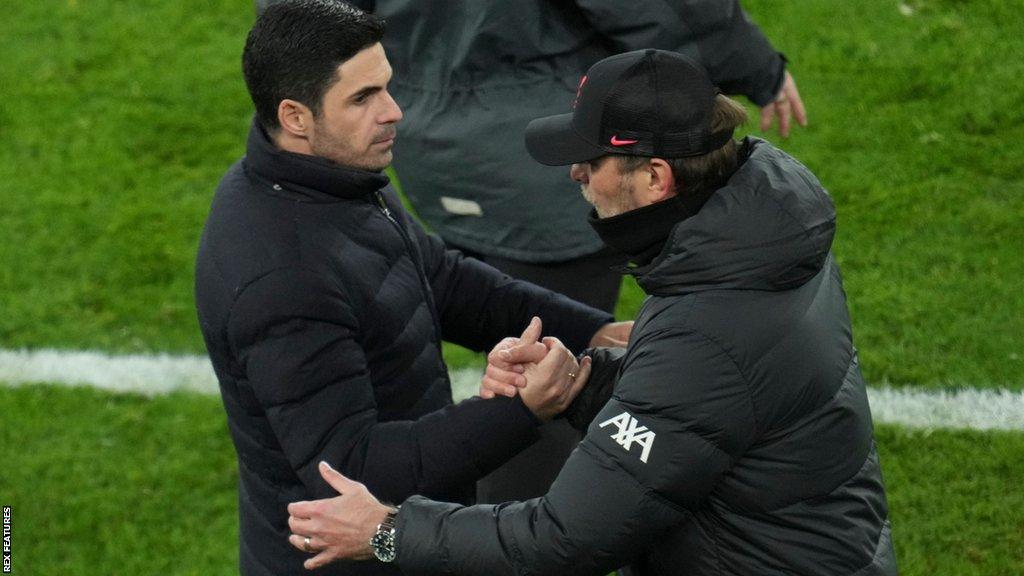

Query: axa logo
[599,411,655,463]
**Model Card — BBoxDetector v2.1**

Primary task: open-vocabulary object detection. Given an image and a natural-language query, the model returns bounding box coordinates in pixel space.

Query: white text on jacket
[599,412,655,463]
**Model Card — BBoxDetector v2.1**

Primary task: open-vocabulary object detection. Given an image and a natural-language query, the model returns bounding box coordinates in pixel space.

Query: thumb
[318,460,357,494]
[519,316,542,345]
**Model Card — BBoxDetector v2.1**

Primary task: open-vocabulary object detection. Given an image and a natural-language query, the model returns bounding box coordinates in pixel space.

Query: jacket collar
[243,117,390,201]
[587,197,694,268]
[631,137,837,296]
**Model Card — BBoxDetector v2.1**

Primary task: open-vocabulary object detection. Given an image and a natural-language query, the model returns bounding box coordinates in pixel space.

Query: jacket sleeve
[564,346,626,431]
[396,192,614,354]
[575,0,785,105]
[227,266,541,503]
[394,328,758,575]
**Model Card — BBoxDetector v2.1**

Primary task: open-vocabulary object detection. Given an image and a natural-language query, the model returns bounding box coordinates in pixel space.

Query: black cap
[525,49,732,166]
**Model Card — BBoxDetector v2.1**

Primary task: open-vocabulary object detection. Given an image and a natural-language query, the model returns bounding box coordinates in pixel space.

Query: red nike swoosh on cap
[610,135,639,146]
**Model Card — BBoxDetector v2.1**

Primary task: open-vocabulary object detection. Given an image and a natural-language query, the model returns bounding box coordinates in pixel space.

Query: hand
[519,337,593,421]
[480,317,547,399]
[287,461,393,570]
[759,71,808,138]
[588,321,633,348]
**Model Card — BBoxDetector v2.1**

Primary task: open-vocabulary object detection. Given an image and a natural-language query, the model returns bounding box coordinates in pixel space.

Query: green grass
[878,425,1024,575]
[0,385,240,575]
[1,0,1023,573]
[2,0,1022,388]
[1,385,1021,575]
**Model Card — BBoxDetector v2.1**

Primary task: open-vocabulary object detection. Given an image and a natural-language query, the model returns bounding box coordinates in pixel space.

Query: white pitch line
[0,348,218,396]
[1,348,1021,431]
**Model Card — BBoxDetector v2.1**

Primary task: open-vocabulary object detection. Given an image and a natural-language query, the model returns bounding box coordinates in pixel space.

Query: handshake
[479,316,631,421]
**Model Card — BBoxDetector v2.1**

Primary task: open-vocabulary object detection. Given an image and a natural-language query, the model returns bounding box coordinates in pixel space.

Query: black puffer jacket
[394,139,897,575]
[194,121,612,576]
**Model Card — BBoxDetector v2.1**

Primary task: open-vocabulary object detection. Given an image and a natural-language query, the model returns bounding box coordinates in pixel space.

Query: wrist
[369,506,400,563]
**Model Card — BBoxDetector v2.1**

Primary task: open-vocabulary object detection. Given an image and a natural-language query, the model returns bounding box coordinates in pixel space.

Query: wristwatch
[369,507,399,563]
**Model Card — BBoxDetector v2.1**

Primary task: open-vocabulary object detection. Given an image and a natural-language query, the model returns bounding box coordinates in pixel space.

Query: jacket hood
[634,138,836,296]
[243,118,390,201]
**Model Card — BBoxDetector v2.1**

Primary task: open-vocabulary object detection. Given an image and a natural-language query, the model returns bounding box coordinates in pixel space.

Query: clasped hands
[481,316,631,421]
[284,317,633,570]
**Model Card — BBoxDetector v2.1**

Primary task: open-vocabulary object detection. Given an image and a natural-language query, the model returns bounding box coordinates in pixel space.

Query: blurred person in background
[257,0,808,504]
[194,2,629,574]
[285,50,895,576]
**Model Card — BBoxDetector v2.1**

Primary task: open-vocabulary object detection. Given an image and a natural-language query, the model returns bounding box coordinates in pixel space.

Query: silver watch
[369,507,399,563]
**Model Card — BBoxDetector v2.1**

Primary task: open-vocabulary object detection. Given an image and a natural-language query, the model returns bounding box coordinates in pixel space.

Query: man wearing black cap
[285,49,897,576]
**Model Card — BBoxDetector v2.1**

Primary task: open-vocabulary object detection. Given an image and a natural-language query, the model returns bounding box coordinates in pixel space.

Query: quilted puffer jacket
[194,120,612,576]
[394,139,897,576]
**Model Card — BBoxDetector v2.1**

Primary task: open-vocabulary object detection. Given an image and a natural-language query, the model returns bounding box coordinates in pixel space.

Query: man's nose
[380,90,403,123]
[570,163,587,183]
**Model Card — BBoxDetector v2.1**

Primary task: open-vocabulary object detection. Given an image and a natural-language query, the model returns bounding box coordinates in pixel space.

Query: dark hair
[618,95,749,200]
[242,0,385,132]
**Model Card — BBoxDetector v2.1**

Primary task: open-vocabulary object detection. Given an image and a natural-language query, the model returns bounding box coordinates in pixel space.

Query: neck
[272,128,313,156]
[588,196,696,267]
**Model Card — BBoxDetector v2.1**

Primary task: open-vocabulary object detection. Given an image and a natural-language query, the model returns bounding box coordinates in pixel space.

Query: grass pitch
[2,0,1022,387]
[1,0,1022,574]
[2,385,1022,575]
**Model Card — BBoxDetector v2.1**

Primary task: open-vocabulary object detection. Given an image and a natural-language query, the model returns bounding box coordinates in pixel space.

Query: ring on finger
[303,536,313,553]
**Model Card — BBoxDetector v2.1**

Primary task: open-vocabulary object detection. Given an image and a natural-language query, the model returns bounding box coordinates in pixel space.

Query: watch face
[371,530,396,563]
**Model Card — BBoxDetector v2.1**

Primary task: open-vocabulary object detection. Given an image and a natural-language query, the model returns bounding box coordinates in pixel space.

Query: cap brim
[524,113,607,166]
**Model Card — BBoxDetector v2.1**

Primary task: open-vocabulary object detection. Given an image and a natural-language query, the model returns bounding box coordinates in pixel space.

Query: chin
[366,152,393,172]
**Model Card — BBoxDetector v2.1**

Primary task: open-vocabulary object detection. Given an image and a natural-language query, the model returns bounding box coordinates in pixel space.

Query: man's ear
[645,158,678,203]
[277,99,313,139]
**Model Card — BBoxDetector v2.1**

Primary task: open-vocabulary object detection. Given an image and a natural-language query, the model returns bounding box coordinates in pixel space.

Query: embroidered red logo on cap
[610,135,639,146]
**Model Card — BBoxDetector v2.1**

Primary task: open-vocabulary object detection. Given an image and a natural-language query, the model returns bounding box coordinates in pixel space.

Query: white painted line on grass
[0,348,218,396]
[1,348,1021,431]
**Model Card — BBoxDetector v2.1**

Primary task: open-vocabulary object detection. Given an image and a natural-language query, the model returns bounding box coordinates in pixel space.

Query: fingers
[567,355,593,399]
[778,99,792,138]
[485,363,525,388]
[288,514,316,536]
[759,102,775,133]
[318,461,359,494]
[536,337,571,370]
[519,316,542,345]
[486,337,519,368]
[499,341,547,364]
[288,533,326,554]
[287,500,315,519]
[763,72,807,138]
[787,81,808,128]
[305,550,334,570]
[481,373,520,399]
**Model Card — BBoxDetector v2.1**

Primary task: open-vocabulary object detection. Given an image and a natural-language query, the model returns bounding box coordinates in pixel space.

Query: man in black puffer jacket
[259,0,809,508]
[287,50,897,576]
[194,3,627,575]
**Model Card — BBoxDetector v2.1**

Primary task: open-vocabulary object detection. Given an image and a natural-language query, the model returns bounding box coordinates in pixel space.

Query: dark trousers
[452,244,623,503]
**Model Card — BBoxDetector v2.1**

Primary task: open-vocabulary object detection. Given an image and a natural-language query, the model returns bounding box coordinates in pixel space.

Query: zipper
[374,189,394,220]
[373,190,446,350]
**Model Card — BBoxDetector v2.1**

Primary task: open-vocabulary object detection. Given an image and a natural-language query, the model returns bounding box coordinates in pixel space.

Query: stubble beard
[310,120,394,172]
[583,177,637,219]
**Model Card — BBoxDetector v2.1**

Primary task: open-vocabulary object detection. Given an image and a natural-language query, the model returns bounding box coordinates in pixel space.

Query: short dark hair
[242,0,385,132]
[618,95,749,201]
